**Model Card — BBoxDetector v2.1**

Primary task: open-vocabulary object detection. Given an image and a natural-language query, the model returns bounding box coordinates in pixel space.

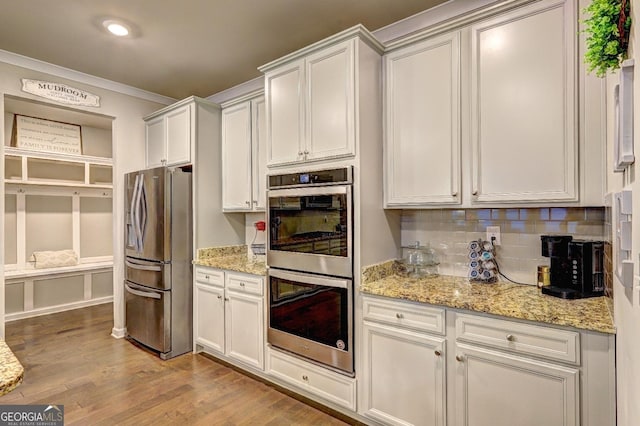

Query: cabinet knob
[253,200,258,204]
[472,190,478,196]
[205,275,209,279]
[434,350,442,357]
[302,375,309,381]
[395,313,404,319]
[456,355,464,362]
[224,297,229,301]
[240,282,245,287]
[245,201,251,206]
[298,151,303,157]
[506,334,515,342]
[304,150,309,155]
[452,191,458,197]
[217,295,222,300]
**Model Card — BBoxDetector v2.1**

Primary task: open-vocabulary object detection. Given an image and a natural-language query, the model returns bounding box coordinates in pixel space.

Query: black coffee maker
[540,235,605,299]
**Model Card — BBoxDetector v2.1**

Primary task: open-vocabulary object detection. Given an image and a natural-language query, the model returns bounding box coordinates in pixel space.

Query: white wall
[0,57,172,338]
[608,4,640,423]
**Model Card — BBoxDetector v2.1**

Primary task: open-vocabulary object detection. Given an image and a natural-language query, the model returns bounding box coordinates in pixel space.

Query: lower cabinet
[194,266,264,371]
[361,321,446,426]
[360,295,615,426]
[454,344,579,426]
[267,347,357,411]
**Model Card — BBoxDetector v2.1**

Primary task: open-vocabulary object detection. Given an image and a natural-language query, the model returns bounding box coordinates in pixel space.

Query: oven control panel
[268,167,352,189]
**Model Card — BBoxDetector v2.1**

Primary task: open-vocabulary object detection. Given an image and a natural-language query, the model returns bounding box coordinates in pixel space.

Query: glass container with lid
[401,241,439,277]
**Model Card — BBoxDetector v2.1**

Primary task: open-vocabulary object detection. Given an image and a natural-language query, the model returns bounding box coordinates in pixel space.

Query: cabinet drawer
[455,313,580,364]
[226,272,263,296]
[195,268,224,287]
[362,295,445,335]
[267,348,356,410]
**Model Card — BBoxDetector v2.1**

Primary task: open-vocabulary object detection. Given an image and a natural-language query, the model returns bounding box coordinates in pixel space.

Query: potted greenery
[583,0,632,76]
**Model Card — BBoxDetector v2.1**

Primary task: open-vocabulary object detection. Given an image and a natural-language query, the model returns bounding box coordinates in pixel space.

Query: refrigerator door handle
[130,174,141,251]
[125,283,162,299]
[139,176,148,247]
[125,259,162,272]
[133,174,144,251]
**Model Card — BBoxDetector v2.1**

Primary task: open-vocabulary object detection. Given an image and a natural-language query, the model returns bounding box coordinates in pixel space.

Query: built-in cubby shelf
[4,147,113,189]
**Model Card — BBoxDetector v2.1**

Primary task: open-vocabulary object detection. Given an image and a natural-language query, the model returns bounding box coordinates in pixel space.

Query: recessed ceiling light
[103,20,130,37]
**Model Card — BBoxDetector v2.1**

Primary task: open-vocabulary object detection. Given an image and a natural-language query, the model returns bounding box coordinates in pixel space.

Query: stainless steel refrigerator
[124,166,192,359]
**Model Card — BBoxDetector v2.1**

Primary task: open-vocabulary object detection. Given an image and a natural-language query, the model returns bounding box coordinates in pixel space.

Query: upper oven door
[267,185,352,278]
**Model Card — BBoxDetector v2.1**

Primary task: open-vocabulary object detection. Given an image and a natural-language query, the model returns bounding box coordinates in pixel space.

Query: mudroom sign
[21,78,101,107]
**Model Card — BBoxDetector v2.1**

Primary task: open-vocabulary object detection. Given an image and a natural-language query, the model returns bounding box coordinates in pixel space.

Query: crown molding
[207,76,264,105]
[0,49,175,106]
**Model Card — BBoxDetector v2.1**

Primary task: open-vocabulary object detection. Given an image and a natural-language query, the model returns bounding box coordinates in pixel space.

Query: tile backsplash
[401,207,605,286]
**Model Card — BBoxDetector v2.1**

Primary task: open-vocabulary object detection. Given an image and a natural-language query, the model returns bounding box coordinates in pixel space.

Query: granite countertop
[361,261,615,334]
[0,340,24,396]
[193,245,267,276]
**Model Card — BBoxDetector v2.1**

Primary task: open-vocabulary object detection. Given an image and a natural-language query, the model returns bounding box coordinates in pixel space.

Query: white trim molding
[0,49,175,106]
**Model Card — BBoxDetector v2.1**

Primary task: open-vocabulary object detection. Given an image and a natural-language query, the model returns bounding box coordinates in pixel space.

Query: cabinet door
[222,102,253,211]
[305,39,355,162]
[384,32,460,207]
[362,321,446,426]
[454,343,579,426]
[225,290,264,370]
[195,283,225,354]
[265,60,305,166]
[470,0,577,203]
[145,115,166,168]
[252,96,267,210]
[165,104,192,166]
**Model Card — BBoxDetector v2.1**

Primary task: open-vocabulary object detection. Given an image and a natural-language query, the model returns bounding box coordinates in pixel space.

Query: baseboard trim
[111,327,126,339]
[4,296,113,322]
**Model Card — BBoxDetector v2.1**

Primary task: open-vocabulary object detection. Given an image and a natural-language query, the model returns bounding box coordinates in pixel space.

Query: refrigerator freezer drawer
[125,281,170,354]
[125,257,170,290]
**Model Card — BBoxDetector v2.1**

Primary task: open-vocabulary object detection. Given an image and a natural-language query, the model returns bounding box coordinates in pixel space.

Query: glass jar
[401,241,439,277]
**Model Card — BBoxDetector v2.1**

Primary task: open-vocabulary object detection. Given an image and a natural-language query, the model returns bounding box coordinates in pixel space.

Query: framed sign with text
[11,115,82,155]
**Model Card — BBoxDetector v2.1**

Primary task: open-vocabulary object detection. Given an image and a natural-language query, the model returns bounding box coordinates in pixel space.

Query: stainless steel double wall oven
[267,167,354,374]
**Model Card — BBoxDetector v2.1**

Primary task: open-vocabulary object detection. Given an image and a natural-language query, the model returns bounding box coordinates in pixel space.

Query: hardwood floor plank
[2,304,351,425]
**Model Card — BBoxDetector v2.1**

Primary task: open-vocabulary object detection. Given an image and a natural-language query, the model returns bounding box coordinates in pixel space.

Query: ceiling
[0,0,447,100]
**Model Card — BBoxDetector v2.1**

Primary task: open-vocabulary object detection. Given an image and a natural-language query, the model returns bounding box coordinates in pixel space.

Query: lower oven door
[125,281,171,353]
[267,268,353,374]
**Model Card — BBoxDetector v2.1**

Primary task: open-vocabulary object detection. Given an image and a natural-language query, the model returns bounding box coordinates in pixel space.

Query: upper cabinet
[384,32,461,207]
[469,0,576,204]
[384,0,604,208]
[221,92,266,211]
[260,26,383,168]
[144,97,202,168]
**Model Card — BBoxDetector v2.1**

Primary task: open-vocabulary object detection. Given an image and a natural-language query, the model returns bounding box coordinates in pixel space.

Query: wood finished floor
[1,303,349,425]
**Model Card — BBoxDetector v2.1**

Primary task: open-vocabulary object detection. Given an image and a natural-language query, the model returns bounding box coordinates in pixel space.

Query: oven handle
[267,185,348,198]
[125,283,162,299]
[268,268,350,289]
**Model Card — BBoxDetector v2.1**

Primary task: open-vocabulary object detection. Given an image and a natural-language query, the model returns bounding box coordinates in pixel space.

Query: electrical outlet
[486,226,501,245]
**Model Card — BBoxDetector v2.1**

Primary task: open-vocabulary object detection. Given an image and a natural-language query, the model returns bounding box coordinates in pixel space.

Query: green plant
[582,0,632,77]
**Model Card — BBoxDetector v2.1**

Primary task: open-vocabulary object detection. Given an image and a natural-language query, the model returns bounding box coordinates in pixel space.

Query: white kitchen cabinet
[221,92,267,211]
[454,344,579,426]
[362,321,446,426]
[384,0,604,208]
[469,0,576,203]
[267,346,357,411]
[260,26,383,167]
[384,31,461,207]
[194,281,225,353]
[144,97,216,168]
[193,266,264,371]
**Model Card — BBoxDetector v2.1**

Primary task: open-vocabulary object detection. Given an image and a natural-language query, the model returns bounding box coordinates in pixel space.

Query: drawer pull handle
[240,282,245,287]
[302,375,309,381]
[434,350,442,357]
[396,313,404,319]
[506,334,515,342]
[205,275,209,280]
[456,355,464,362]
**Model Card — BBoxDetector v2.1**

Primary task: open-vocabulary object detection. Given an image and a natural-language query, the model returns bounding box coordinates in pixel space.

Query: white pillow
[31,250,78,269]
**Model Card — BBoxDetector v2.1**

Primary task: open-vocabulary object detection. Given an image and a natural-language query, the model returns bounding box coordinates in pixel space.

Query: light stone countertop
[361,261,615,334]
[0,340,24,396]
[193,245,267,276]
